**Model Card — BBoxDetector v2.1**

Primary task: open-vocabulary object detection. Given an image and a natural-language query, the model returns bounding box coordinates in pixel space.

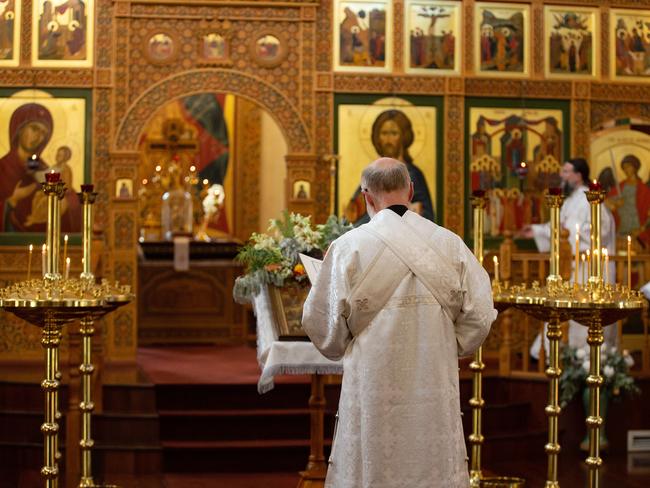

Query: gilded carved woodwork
[234,100,262,243]
[444,95,465,235]
[5,0,650,362]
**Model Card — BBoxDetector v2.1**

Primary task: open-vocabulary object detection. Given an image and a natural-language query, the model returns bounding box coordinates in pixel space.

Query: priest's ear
[362,188,377,217]
[408,181,414,202]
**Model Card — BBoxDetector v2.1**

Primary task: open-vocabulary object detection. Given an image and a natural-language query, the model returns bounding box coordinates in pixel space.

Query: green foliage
[232,213,352,303]
[559,345,640,407]
[317,215,354,250]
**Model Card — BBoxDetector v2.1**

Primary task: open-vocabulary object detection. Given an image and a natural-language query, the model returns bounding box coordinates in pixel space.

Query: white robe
[302,209,497,488]
[531,184,618,352]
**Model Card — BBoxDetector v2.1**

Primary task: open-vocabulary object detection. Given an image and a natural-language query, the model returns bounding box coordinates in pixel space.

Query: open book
[299,253,322,284]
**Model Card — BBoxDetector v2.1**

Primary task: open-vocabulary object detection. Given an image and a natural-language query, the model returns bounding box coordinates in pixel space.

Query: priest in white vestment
[302,158,497,488]
[522,158,617,355]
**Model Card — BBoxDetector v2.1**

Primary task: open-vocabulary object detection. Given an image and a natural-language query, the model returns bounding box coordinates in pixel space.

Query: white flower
[610,346,617,354]
[576,348,586,360]
[202,184,225,215]
[624,353,635,368]
[582,360,590,372]
[603,365,615,379]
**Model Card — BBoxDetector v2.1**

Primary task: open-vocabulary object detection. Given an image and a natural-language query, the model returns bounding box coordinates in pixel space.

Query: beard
[562,181,575,196]
[380,143,400,159]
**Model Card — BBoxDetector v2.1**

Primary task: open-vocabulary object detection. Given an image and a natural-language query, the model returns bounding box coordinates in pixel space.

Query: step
[91,445,164,476]
[0,381,69,411]
[155,383,337,411]
[103,383,157,414]
[94,413,161,446]
[162,439,332,473]
[159,408,336,442]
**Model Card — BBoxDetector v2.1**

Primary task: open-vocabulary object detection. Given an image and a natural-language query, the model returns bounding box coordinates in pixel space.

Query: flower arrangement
[559,345,640,407]
[232,212,353,303]
[202,184,225,216]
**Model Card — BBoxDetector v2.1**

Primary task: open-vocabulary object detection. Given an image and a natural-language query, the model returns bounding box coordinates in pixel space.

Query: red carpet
[137,345,309,385]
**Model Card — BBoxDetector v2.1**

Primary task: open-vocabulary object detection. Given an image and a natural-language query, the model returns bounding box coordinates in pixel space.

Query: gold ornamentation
[493,188,645,488]
[0,179,133,488]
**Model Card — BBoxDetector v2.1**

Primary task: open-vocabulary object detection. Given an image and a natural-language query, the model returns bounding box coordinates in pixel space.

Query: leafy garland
[559,345,640,407]
[233,212,353,303]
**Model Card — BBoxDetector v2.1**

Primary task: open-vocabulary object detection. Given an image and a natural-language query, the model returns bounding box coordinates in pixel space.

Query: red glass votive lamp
[45,172,61,183]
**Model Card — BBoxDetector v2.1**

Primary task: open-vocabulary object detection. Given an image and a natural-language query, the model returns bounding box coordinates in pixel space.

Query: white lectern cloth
[251,285,343,393]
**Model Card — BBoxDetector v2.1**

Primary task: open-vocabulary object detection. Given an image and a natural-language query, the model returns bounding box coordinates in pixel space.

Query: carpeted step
[162,439,332,473]
[159,408,336,442]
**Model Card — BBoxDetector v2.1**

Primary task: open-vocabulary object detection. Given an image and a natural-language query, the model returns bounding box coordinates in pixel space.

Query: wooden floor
[486,451,650,488]
[5,452,650,488]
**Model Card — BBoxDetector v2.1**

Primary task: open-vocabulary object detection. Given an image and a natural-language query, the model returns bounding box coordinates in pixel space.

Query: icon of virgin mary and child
[0,103,81,232]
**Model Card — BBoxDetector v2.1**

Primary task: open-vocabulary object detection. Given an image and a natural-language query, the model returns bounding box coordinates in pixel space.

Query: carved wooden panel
[138,261,246,344]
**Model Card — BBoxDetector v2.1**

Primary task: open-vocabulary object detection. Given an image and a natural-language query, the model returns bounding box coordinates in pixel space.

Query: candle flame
[628,235,632,243]
[493,256,498,264]
[64,235,68,242]
[42,244,46,253]
[66,257,70,265]
[29,244,33,252]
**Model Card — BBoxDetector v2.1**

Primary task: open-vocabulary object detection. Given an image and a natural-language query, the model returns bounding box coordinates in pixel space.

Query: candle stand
[492,188,644,488]
[469,191,525,488]
[0,177,132,488]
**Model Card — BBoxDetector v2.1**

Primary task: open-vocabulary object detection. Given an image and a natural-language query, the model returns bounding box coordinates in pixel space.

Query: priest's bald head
[360,157,414,218]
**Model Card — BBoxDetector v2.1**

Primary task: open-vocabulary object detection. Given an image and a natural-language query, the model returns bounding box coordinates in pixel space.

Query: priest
[522,157,617,355]
[302,157,497,488]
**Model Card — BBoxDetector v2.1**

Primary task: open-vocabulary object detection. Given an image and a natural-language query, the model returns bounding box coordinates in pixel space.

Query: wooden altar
[137,240,247,344]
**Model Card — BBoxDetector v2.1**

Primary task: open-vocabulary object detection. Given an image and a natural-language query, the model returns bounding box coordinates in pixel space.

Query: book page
[299,253,322,284]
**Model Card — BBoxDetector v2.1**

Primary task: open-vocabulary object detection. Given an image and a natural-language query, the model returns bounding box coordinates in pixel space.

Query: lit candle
[493,256,499,282]
[65,257,70,280]
[581,253,586,285]
[628,235,632,287]
[27,244,33,281]
[593,249,600,279]
[62,234,68,270]
[589,179,602,192]
[603,248,609,284]
[574,224,580,284]
[41,244,47,277]
[586,249,591,279]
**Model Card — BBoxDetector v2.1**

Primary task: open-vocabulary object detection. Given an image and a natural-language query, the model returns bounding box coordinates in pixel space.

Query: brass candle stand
[470,191,525,488]
[469,191,487,487]
[493,188,645,488]
[0,176,132,488]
